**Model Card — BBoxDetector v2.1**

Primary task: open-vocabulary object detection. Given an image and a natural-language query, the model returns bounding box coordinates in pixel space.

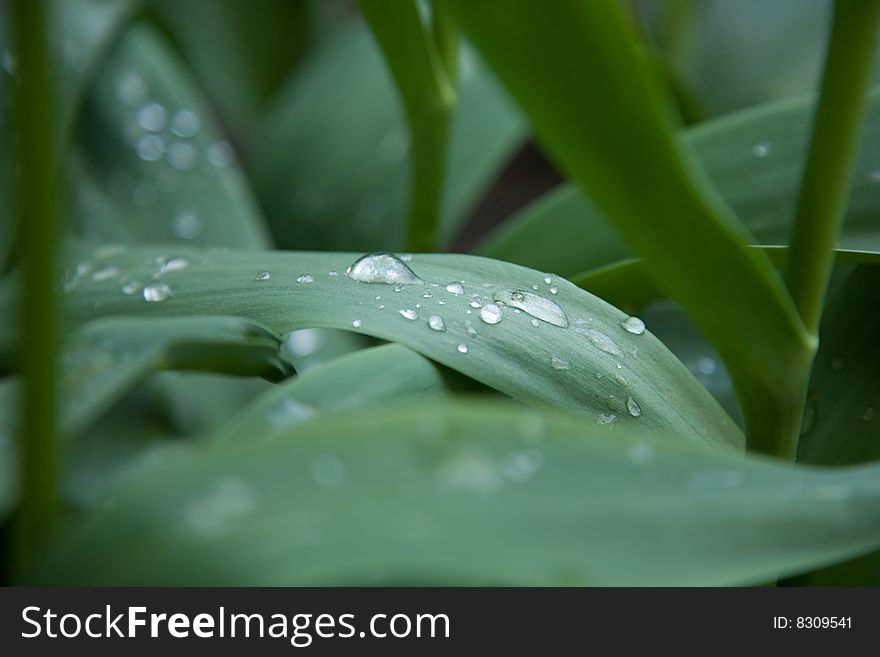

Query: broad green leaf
[250,21,524,251]
[217,343,475,444]
[47,243,744,450]
[481,90,880,277]
[25,401,880,586]
[69,22,271,249]
[438,0,813,451]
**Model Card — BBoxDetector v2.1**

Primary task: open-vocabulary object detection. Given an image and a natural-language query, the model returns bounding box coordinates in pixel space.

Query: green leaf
[47,242,744,450]
[481,90,880,277]
[69,22,271,249]
[250,21,524,251]
[437,0,813,453]
[217,343,475,444]
[25,401,880,585]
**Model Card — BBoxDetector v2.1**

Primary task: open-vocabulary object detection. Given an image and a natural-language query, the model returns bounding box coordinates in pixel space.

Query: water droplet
[157,256,189,274]
[400,254,413,262]
[266,399,314,428]
[479,303,503,325]
[530,319,540,328]
[297,274,314,284]
[173,210,202,239]
[621,316,645,335]
[309,455,346,489]
[445,281,465,295]
[121,281,140,295]
[469,300,482,309]
[422,290,433,299]
[550,355,570,370]
[549,286,558,295]
[437,299,446,305]
[399,308,418,320]
[428,315,446,331]
[135,134,164,161]
[531,284,540,291]
[329,270,338,277]
[346,252,423,285]
[464,320,477,337]
[206,141,235,168]
[352,319,363,328]
[830,356,845,371]
[752,142,770,158]
[137,102,167,131]
[493,289,568,327]
[597,413,617,425]
[167,141,196,170]
[626,396,641,417]
[543,276,552,285]
[91,266,119,283]
[255,271,270,281]
[457,343,469,354]
[862,406,875,423]
[697,357,716,375]
[575,327,624,357]
[115,72,146,106]
[500,449,544,483]
[143,283,171,302]
[170,109,200,137]
[615,373,627,386]
[287,329,322,357]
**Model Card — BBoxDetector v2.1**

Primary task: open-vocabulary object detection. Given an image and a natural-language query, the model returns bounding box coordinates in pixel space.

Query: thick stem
[11,0,60,572]
[784,0,880,336]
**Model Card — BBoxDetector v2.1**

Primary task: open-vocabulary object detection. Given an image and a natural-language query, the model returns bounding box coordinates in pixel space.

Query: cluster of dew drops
[257,252,649,427]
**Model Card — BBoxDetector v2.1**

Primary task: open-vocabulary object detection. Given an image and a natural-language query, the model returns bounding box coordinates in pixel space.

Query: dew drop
[428,315,446,331]
[352,319,363,328]
[445,281,465,295]
[626,396,641,417]
[329,270,338,277]
[121,281,140,295]
[157,256,189,274]
[493,289,568,327]
[135,134,164,161]
[114,72,146,106]
[550,355,570,370]
[297,274,314,284]
[752,142,770,158]
[167,141,196,170]
[697,357,717,375]
[206,141,235,168]
[399,309,418,320]
[479,303,503,325]
[457,343,469,354]
[287,329,321,357]
[137,102,167,131]
[621,316,645,335]
[143,282,171,302]
[91,266,119,283]
[464,320,477,337]
[530,319,540,328]
[255,271,270,281]
[597,413,617,425]
[614,373,627,387]
[549,286,558,295]
[173,210,202,239]
[422,290,433,299]
[170,110,200,137]
[543,276,552,285]
[469,300,482,309]
[346,252,423,285]
[576,327,624,357]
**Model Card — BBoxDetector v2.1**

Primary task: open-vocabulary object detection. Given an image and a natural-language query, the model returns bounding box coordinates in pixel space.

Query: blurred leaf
[218,343,477,444]
[69,22,271,248]
[439,0,811,453]
[48,242,744,450]
[250,21,524,251]
[26,401,880,585]
[481,90,880,277]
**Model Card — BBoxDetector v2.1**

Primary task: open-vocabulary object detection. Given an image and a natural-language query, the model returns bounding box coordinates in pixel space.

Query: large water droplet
[576,327,623,357]
[626,396,641,417]
[493,289,568,327]
[445,281,464,295]
[143,283,171,302]
[137,102,167,131]
[399,308,418,320]
[479,303,503,325]
[287,329,321,357]
[428,315,446,331]
[621,316,645,335]
[346,252,423,285]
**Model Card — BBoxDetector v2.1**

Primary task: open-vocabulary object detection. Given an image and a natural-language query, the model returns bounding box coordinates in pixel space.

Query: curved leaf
[50,242,744,450]
[25,401,880,585]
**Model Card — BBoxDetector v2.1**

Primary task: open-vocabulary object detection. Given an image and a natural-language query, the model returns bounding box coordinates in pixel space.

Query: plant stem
[12,0,60,573]
[784,0,880,337]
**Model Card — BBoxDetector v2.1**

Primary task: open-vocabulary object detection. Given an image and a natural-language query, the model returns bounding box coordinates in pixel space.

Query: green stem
[12,0,60,573]
[784,0,880,337]
[432,4,461,85]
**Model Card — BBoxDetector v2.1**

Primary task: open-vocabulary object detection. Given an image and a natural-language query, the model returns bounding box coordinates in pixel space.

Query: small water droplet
[550,355,570,370]
[445,281,465,295]
[143,283,171,302]
[830,356,845,371]
[173,210,202,239]
[422,290,433,299]
[549,286,558,295]
[206,141,235,168]
[457,343,469,354]
[597,413,617,425]
[493,289,568,327]
[399,308,418,320]
[626,396,641,417]
[479,303,503,325]
[400,254,413,262]
[415,303,422,309]
[697,357,716,375]
[752,142,770,158]
[170,109,200,137]
[329,270,338,277]
[297,274,314,284]
[531,284,540,291]
[576,327,624,357]
[255,271,271,281]
[137,102,167,131]
[469,300,482,309]
[621,316,645,335]
[862,406,875,423]
[167,141,196,170]
[352,319,363,328]
[121,281,140,295]
[309,455,346,489]
[135,134,164,161]
[157,256,188,274]
[530,319,540,328]
[437,299,446,305]
[91,266,119,283]
[464,320,477,337]
[115,72,146,106]
[615,373,627,387]
[428,315,446,331]
[346,252,423,285]
[543,276,552,285]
